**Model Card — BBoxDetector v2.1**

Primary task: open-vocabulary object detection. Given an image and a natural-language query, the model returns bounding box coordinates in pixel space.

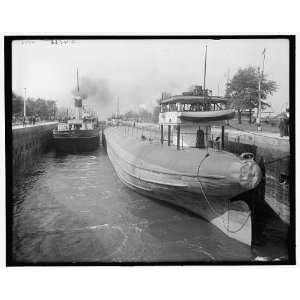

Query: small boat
[52,70,100,152]
[104,85,262,246]
[178,109,235,122]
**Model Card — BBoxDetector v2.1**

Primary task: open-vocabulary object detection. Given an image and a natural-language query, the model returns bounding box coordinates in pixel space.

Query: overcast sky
[12,38,289,119]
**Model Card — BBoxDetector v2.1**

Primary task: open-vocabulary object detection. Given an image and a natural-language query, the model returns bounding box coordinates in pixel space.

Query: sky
[12,38,290,119]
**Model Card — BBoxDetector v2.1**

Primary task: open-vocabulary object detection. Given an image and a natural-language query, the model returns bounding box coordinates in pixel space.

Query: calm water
[12,146,289,263]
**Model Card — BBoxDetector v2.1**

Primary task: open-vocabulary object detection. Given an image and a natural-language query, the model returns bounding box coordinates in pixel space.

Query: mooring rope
[196,153,251,234]
[225,206,252,234]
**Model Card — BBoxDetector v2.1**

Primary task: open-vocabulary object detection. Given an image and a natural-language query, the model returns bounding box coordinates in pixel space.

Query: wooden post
[177,125,180,150]
[221,125,225,150]
[168,125,171,146]
[160,125,164,144]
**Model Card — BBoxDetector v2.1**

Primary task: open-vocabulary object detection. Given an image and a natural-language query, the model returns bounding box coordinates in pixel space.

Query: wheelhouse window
[160,100,227,113]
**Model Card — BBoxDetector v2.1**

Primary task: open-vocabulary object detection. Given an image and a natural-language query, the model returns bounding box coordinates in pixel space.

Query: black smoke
[72,77,114,119]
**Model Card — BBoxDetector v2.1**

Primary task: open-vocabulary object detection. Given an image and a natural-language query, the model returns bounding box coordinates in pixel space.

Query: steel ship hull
[104,126,262,246]
[53,128,100,152]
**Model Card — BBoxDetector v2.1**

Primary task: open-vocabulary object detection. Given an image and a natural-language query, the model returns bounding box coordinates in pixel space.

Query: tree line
[225,66,278,123]
[110,66,279,126]
[109,108,155,123]
[12,91,58,121]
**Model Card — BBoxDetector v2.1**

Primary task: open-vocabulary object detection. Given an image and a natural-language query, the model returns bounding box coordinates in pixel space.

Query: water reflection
[12,147,287,263]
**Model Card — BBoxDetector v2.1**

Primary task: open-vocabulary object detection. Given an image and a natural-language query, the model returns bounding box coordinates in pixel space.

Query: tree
[12,91,58,121]
[152,106,160,123]
[138,108,152,122]
[225,66,278,124]
[26,98,36,116]
[35,98,48,119]
[46,100,57,120]
[123,110,139,120]
[12,92,24,115]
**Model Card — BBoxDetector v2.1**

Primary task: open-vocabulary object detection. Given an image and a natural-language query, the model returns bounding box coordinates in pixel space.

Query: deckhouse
[158,86,235,150]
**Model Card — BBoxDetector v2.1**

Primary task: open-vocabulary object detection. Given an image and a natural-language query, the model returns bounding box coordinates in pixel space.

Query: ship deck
[105,127,242,178]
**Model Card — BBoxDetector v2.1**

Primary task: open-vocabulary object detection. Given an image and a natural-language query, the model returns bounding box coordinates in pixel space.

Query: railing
[109,122,225,151]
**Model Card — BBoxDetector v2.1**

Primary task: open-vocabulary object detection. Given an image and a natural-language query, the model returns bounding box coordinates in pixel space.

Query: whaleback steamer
[104,85,262,246]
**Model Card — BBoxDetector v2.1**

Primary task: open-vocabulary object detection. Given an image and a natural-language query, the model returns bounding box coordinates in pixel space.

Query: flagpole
[77,68,79,93]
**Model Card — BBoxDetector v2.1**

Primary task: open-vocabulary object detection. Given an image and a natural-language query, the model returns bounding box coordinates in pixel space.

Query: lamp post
[24,88,27,118]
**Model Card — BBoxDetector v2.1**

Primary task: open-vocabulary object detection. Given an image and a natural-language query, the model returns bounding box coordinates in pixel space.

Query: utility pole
[257,49,266,131]
[257,67,262,131]
[203,45,207,111]
[24,88,27,118]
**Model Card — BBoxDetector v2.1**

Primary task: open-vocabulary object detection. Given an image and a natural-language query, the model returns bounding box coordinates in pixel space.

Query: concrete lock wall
[12,123,58,176]
[213,129,290,224]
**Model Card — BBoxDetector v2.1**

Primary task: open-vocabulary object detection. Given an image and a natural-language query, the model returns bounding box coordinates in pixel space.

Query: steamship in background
[52,70,100,152]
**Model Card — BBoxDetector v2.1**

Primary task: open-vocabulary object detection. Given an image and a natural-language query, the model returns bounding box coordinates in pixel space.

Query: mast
[117,96,120,118]
[203,45,211,151]
[74,68,82,121]
[77,68,80,93]
[203,45,207,94]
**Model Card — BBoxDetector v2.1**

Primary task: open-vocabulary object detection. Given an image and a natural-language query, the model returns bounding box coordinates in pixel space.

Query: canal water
[12,146,289,263]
